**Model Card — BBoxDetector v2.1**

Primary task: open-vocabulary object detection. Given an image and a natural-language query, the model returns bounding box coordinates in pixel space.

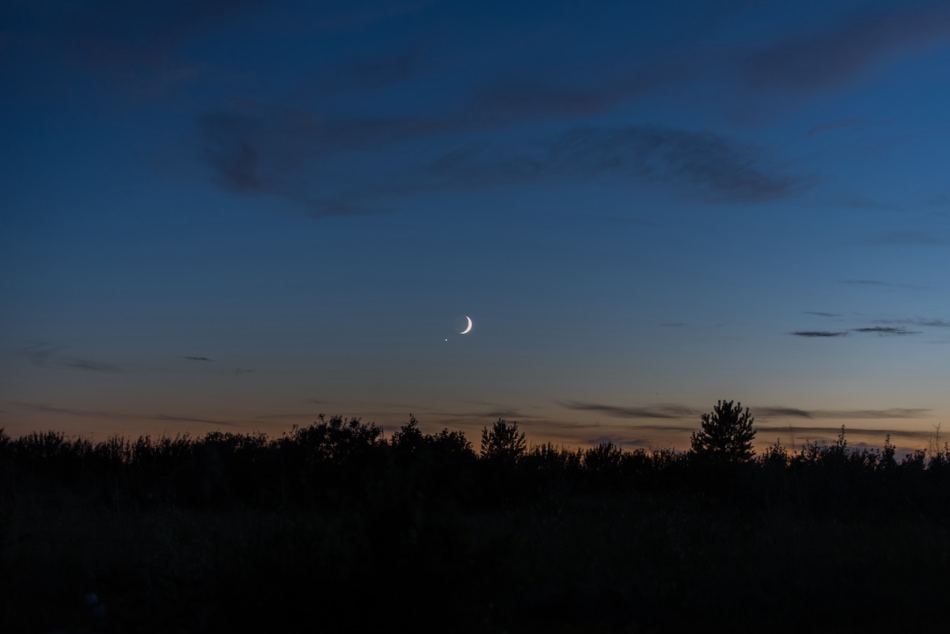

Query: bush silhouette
[690,400,756,463]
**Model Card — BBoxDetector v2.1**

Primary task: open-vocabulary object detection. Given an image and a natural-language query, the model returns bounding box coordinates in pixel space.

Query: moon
[460,315,473,334]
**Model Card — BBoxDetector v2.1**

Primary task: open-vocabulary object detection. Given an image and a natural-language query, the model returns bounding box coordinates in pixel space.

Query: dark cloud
[755,407,813,418]
[469,52,694,123]
[852,326,918,335]
[197,102,803,213]
[169,2,950,214]
[558,400,699,420]
[184,356,211,361]
[803,311,839,318]
[233,367,255,376]
[739,2,950,95]
[790,331,848,337]
[425,126,802,204]
[194,104,460,206]
[756,407,929,420]
[841,279,926,289]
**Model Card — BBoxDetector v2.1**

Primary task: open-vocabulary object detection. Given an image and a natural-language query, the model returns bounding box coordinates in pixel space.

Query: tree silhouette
[480,419,526,462]
[689,400,756,462]
[391,414,426,453]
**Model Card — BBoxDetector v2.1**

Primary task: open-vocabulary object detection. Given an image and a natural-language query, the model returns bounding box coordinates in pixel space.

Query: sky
[2,0,949,454]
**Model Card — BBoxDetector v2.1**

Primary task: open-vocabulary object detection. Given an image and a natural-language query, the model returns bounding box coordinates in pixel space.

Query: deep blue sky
[2,0,949,452]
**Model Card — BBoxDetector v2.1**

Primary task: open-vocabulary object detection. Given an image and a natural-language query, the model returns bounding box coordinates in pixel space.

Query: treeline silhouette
[3,413,950,632]
[3,414,948,518]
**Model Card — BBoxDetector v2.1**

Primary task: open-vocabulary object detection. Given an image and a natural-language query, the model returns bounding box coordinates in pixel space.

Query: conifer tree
[689,400,756,462]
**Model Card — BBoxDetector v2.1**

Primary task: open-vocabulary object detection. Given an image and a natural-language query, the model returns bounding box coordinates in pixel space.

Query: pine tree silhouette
[689,400,756,462]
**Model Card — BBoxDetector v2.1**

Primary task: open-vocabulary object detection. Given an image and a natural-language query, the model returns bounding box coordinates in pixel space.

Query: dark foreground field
[2,418,949,632]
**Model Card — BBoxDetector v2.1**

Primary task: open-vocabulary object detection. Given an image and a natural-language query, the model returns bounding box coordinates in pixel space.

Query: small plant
[762,438,789,467]
[881,434,896,469]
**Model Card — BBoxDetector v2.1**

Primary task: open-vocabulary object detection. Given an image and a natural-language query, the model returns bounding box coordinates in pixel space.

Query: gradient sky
[2,0,949,453]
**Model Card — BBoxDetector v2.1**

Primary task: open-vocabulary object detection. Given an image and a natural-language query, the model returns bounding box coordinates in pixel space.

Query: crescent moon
[460,316,473,334]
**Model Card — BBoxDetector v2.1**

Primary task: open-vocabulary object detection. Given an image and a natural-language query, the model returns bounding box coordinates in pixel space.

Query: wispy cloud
[803,311,839,318]
[840,279,925,289]
[755,407,929,419]
[196,108,804,214]
[790,331,849,337]
[184,3,950,215]
[558,401,699,420]
[7,401,131,420]
[252,411,319,421]
[852,326,918,336]
[756,425,935,441]
[184,356,211,361]
[468,51,695,123]
[875,318,950,328]
[425,126,803,204]
[153,414,240,427]
[842,279,889,286]
[434,406,531,422]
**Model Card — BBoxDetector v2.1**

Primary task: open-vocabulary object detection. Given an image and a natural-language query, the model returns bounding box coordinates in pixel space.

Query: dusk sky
[2,0,949,453]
